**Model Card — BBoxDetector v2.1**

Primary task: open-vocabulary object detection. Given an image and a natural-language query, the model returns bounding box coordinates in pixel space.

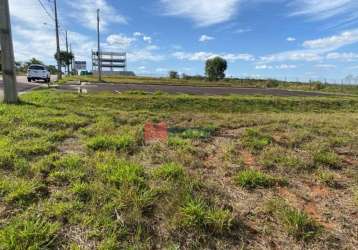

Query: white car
[27,64,51,83]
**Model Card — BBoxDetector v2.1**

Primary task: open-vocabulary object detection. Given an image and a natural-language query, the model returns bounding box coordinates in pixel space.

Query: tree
[26,58,44,67]
[169,71,179,79]
[55,51,74,75]
[205,57,227,81]
[47,65,58,75]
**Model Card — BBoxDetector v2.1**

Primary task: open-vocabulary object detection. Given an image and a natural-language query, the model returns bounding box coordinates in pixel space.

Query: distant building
[92,51,128,75]
[74,61,87,72]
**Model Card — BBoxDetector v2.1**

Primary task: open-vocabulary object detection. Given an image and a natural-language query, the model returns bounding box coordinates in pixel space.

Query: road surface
[0,75,328,97]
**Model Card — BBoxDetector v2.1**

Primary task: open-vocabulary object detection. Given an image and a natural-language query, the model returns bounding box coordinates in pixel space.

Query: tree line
[169,57,228,81]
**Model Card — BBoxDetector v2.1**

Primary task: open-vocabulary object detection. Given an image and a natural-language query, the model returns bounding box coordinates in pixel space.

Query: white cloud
[256,64,272,69]
[173,51,254,62]
[106,34,136,49]
[143,36,152,44]
[326,52,358,61]
[276,64,297,69]
[128,50,165,62]
[289,0,357,20]
[261,50,322,62]
[287,37,296,42]
[234,28,252,34]
[255,64,297,69]
[303,29,358,50]
[133,32,144,37]
[67,0,127,31]
[315,64,337,69]
[199,35,215,42]
[160,0,240,26]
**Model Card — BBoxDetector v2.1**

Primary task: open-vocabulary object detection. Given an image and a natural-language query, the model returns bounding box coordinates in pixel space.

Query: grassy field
[0,90,357,249]
[59,75,358,95]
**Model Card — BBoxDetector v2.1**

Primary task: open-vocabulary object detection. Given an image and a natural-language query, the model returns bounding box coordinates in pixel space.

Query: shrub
[0,217,60,249]
[205,57,227,81]
[234,169,286,189]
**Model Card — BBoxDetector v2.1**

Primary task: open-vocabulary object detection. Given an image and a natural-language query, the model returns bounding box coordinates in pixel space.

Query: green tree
[47,65,58,75]
[169,71,179,79]
[26,58,44,67]
[205,57,227,81]
[55,51,74,74]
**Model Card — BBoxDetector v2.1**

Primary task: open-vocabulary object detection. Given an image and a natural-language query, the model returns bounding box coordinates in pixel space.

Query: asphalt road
[0,75,328,97]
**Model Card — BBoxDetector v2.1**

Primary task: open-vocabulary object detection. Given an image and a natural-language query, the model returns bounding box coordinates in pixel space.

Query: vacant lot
[0,90,357,249]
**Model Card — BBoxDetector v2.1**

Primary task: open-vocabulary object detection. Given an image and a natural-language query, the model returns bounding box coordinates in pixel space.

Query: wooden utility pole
[97,9,102,82]
[54,0,62,80]
[0,0,18,103]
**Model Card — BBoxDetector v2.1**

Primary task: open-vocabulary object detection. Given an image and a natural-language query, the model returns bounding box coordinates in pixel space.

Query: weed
[234,169,287,189]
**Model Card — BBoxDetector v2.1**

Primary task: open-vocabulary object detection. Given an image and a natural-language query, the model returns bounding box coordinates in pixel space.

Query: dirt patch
[58,137,86,155]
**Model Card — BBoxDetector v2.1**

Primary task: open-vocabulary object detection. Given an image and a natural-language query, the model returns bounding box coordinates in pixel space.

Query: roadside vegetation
[0,89,357,249]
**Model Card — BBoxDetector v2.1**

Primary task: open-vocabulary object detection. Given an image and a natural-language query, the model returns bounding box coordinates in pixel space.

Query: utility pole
[97,9,102,82]
[70,43,73,75]
[65,30,69,75]
[54,0,62,80]
[0,0,18,103]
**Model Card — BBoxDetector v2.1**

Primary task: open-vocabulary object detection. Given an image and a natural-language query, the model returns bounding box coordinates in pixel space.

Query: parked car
[27,64,50,83]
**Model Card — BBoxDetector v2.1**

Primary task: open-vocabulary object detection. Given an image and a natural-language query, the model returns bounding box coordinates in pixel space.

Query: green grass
[241,128,272,152]
[87,134,136,152]
[0,217,60,250]
[0,89,356,248]
[234,169,287,189]
[152,163,185,181]
[266,199,321,241]
[0,177,46,206]
[315,169,337,187]
[179,198,234,233]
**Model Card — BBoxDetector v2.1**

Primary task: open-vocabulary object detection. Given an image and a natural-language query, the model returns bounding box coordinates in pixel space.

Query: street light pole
[0,0,18,103]
[54,0,62,80]
[97,9,102,82]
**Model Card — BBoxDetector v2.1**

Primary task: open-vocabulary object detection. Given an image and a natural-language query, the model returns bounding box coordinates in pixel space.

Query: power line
[37,0,55,22]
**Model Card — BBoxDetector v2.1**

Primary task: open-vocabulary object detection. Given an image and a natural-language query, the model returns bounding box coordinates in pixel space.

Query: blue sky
[9,0,358,81]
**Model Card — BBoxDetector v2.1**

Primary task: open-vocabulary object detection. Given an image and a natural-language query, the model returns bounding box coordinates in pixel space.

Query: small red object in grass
[144,122,168,144]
